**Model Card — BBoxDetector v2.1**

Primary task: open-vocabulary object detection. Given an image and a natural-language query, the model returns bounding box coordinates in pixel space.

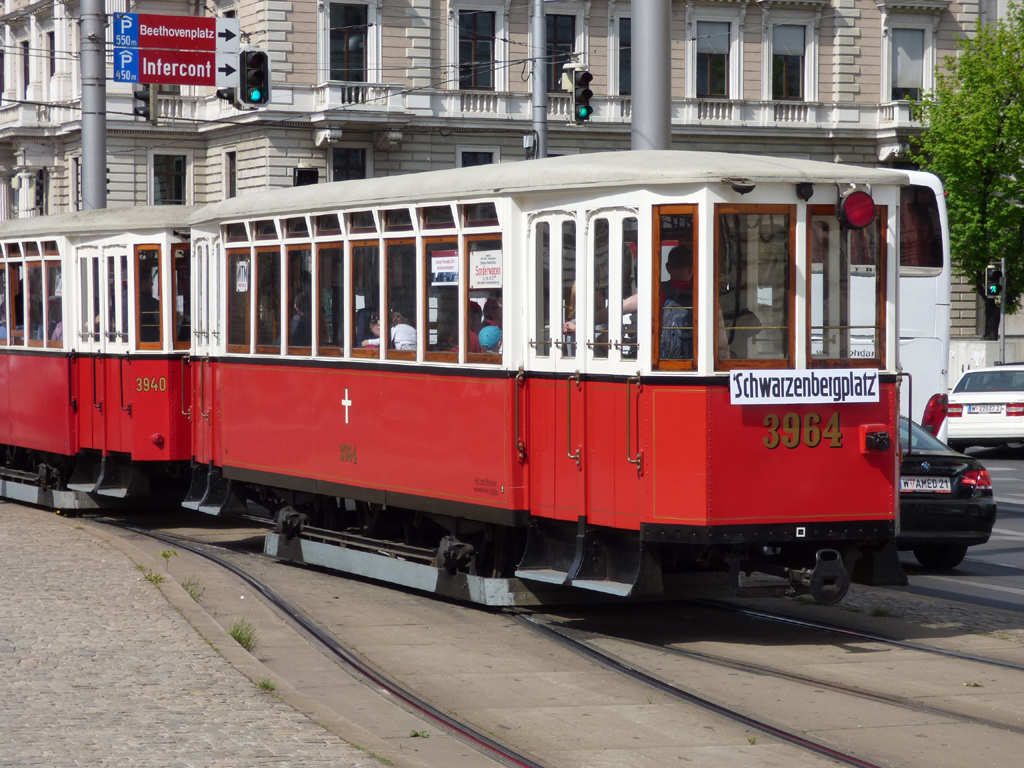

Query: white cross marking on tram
[341,389,352,424]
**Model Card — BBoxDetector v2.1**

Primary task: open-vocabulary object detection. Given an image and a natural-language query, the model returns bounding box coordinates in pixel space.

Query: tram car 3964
[184,151,907,606]
[0,207,196,507]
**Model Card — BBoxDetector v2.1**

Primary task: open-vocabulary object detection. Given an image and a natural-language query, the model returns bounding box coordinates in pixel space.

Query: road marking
[935,575,1024,597]
[989,527,1024,539]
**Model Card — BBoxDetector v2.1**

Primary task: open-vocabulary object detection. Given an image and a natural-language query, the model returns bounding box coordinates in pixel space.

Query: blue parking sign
[113,13,140,48]
[113,48,140,83]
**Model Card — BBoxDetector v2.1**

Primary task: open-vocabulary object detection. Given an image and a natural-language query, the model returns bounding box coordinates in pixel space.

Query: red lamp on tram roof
[836,187,876,228]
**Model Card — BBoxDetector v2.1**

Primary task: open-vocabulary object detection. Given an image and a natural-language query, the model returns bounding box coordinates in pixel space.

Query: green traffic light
[576,105,593,120]
[248,89,263,103]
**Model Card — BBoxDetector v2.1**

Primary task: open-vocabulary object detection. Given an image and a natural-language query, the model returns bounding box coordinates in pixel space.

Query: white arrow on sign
[216,53,239,87]
[216,19,240,53]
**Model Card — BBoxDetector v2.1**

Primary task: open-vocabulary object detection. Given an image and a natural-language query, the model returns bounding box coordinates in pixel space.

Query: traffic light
[239,48,271,106]
[572,69,594,122]
[133,84,153,121]
[986,265,1003,298]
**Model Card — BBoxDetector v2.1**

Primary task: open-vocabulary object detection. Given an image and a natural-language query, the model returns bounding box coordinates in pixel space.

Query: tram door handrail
[180,355,192,419]
[515,366,526,461]
[91,356,102,413]
[626,372,643,474]
[119,355,132,416]
[566,371,581,468]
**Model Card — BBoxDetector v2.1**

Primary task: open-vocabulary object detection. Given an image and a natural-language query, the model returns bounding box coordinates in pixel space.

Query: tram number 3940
[763,412,842,449]
[135,376,168,393]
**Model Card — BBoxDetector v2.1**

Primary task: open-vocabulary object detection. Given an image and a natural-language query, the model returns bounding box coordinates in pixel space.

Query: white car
[946,364,1024,451]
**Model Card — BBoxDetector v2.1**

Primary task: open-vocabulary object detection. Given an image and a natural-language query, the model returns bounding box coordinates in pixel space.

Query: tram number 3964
[763,412,842,449]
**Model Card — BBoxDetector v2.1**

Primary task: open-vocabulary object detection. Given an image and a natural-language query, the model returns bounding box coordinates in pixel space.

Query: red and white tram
[183,151,907,604]
[0,207,194,507]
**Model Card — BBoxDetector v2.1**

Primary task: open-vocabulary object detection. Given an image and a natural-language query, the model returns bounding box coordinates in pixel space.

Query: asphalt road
[896,444,1024,613]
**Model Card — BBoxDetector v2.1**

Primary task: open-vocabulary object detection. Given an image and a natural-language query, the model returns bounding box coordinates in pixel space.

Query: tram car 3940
[0,207,196,508]
[184,150,907,606]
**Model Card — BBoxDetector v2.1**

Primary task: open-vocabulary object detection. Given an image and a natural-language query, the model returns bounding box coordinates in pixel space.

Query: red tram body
[1,152,910,605]
[0,208,194,505]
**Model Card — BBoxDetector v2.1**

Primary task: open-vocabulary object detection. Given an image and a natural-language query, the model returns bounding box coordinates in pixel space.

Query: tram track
[95,517,547,768]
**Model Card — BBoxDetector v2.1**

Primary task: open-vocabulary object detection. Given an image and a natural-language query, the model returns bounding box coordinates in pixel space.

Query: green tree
[912,3,1024,339]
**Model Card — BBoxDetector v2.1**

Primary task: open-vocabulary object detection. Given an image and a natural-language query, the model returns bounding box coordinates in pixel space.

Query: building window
[332,147,366,181]
[47,32,55,78]
[891,28,924,101]
[330,3,368,82]
[459,10,495,90]
[459,150,495,168]
[225,151,237,199]
[619,17,631,95]
[546,14,575,92]
[772,25,804,100]
[21,40,29,99]
[153,155,186,205]
[696,21,729,98]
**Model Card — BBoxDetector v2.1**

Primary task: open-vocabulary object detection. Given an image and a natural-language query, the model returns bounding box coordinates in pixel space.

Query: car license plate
[968,404,1002,414]
[900,476,952,493]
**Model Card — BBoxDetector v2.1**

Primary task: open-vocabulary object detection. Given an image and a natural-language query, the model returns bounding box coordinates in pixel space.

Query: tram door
[580,211,643,530]
[525,214,586,523]
[190,239,218,464]
[75,247,131,453]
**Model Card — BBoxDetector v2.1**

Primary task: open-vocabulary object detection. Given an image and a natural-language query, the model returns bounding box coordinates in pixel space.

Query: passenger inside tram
[289,288,312,347]
[138,268,161,342]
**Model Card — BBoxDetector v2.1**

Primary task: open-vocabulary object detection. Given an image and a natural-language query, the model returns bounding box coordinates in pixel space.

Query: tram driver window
[467,236,503,362]
[256,247,282,354]
[715,206,794,367]
[136,247,162,348]
[809,208,884,365]
[227,250,251,352]
[653,207,696,370]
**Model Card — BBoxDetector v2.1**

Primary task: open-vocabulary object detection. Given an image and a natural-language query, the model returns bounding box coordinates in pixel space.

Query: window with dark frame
[153,155,186,205]
[458,10,495,90]
[226,151,237,198]
[255,248,282,353]
[619,17,631,95]
[47,31,55,78]
[332,147,366,181]
[696,21,729,98]
[329,3,368,82]
[227,249,251,351]
[545,14,575,92]
[772,25,804,101]
[460,151,493,168]
[21,40,29,99]
[317,243,344,355]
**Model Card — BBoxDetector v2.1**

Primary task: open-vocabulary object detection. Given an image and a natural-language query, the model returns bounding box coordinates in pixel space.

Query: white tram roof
[191,150,910,225]
[0,205,200,240]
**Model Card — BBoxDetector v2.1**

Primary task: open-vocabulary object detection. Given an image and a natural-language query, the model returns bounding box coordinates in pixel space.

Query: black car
[898,417,997,569]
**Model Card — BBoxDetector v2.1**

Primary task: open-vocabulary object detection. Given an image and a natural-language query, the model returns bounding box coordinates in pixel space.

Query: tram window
[284,217,309,239]
[421,205,455,230]
[317,243,343,356]
[106,254,116,340]
[348,210,376,234]
[560,221,577,358]
[172,246,190,349]
[227,250,251,352]
[383,209,413,232]
[424,238,459,361]
[591,219,610,360]
[533,221,551,356]
[46,262,62,347]
[716,206,793,367]
[466,236,502,363]
[620,216,639,360]
[254,220,277,240]
[286,245,313,355]
[255,247,282,353]
[43,241,58,256]
[136,247,162,348]
[386,240,417,359]
[7,243,20,258]
[27,263,43,345]
[119,253,129,341]
[8,265,24,345]
[316,214,341,236]
[225,222,248,242]
[25,242,39,257]
[351,242,380,357]
[463,202,498,228]
[653,207,696,369]
[809,207,884,366]
[900,185,943,272]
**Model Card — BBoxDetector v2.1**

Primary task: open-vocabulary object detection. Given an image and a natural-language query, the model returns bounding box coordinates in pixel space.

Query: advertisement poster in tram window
[470,249,502,289]
[235,260,249,292]
[431,250,459,286]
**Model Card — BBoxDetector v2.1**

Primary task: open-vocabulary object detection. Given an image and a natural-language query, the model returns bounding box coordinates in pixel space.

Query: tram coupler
[787,549,851,605]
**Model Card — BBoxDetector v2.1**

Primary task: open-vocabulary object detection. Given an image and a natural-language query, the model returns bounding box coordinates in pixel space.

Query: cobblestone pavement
[0,504,375,768]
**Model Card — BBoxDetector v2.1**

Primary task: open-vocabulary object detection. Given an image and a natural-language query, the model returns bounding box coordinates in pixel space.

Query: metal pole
[81,0,107,210]
[531,0,548,158]
[632,0,672,150]
[1001,256,1006,362]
